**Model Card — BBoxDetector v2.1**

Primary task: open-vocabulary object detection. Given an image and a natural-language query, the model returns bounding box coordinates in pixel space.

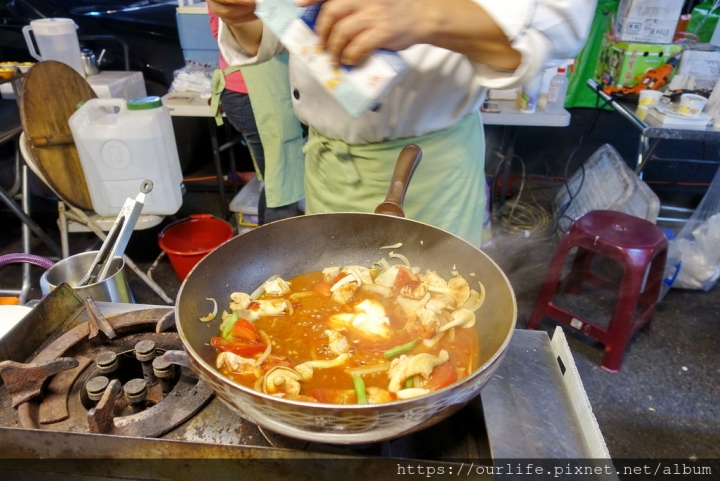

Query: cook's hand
[206,0,258,27]
[296,0,431,66]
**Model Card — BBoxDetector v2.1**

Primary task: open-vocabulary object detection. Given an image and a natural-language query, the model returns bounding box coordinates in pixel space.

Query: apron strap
[210,65,244,126]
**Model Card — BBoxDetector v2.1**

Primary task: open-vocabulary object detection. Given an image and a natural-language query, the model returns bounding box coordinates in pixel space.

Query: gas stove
[0,284,602,479]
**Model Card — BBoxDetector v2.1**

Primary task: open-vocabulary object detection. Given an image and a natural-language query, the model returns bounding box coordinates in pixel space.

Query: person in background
[210,11,303,225]
[208,0,594,246]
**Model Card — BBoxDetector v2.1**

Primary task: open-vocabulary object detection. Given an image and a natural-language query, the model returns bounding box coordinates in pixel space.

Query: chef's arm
[206,0,263,56]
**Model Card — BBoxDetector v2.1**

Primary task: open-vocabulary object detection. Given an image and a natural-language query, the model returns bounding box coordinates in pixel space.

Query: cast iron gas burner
[0,289,489,463]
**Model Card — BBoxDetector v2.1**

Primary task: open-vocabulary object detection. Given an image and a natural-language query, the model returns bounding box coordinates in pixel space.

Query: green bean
[383,339,418,359]
[221,312,239,339]
[352,374,368,405]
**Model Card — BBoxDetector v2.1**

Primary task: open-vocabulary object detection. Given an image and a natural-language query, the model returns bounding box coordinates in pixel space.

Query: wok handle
[381,144,422,213]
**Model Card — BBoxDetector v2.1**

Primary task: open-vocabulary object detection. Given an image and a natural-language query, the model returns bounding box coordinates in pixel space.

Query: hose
[0,253,54,270]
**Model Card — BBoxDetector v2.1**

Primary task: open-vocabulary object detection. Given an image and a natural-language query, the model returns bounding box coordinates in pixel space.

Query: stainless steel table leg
[19,165,31,304]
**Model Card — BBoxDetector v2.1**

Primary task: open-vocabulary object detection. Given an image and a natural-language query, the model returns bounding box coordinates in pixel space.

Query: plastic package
[518,73,543,113]
[545,68,568,113]
[170,60,214,94]
[69,97,184,216]
[553,144,660,233]
[229,174,263,232]
[668,165,720,291]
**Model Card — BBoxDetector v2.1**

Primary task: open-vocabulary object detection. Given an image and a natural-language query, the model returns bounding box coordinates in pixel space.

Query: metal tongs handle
[78,180,154,287]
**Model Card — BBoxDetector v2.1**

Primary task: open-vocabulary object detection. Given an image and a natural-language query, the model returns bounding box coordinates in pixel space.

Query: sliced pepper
[231,318,260,342]
[221,312,238,339]
[383,338,418,359]
[352,374,368,405]
[211,337,267,357]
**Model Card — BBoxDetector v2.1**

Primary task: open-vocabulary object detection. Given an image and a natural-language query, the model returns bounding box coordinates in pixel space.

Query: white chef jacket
[218,1,595,145]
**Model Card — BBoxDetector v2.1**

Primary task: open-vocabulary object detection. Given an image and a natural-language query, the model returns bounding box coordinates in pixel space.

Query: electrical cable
[497,155,554,236]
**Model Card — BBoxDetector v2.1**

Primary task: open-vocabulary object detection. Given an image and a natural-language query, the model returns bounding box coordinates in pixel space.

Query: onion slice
[346,362,391,376]
[199,298,218,322]
[379,243,403,249]
[254,330,272,367]
[389,251,411,268]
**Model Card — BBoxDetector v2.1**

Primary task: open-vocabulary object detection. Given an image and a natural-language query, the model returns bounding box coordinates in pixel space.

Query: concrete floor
[0,108,718,462]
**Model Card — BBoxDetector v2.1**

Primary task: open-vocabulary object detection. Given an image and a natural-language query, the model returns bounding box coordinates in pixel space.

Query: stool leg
[637,248,668,335]
[601,265,645,372]
[526,237,574,330]
[564,248,593,295]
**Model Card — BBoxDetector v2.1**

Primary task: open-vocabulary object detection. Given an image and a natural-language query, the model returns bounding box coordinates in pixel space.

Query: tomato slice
[231,318,260,342]
[393,266,420,295]
[311,388,357,404]
[424,361,458,391]
[313,282,332,297]
[211,337,267,357]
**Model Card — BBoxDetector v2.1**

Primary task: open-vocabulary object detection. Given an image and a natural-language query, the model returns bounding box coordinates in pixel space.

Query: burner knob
[135,340,157,384]
[134,340,156,362]
[86,376,110,402]
[124,378,148,412]
[152,357,176,396]
[95,351,118,375]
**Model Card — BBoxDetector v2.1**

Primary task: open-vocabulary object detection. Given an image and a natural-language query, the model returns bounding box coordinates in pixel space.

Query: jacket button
[293,89,300,100]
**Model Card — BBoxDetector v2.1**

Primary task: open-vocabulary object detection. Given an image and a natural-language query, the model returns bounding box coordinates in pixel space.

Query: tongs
[78,180,154,287]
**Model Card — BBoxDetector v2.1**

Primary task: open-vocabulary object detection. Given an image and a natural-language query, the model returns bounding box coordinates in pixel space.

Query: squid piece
[249,299,293,317]
[330,275,359,304]
[295,353,351,381]
[427,276,470,308]
[400,282,428,300]
[262,366,304,395]
[229,292,252,312]
[387,350,449,392]
[216,352,256,375]
[262,277,292,297]
[325,329,350,355]
[424,294,454,314]
[322,266,340,283]
[420,270,448,289]
[342,266,374,285]
[365,387,393,404]
[396,293,431,323]
[438,308,476,332]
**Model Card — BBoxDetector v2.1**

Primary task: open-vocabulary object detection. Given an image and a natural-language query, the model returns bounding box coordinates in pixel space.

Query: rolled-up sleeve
[471,0,595,89]
[218,19,286,66]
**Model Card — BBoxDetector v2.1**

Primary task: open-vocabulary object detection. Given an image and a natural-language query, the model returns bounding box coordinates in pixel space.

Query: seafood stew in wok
[202,252,486,405]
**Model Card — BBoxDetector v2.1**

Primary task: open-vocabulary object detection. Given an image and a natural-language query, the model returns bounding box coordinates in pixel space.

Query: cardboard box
[677,45,720,90]
[616,0,684,44]
[595,37,682,89]
[255,0,408,118]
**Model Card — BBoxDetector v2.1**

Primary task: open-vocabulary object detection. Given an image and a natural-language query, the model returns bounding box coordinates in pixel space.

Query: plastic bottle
[545,67,568,113]
[69,96,184,217]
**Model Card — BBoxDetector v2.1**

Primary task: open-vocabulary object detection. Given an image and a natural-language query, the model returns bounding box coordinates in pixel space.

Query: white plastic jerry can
[69,96,183,217]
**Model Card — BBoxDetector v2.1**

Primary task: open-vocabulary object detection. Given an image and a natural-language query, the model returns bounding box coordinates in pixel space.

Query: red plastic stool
[526,210,668,372]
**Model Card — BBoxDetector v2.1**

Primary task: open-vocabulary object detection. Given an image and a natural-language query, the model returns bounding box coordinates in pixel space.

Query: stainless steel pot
[174,146,516,444]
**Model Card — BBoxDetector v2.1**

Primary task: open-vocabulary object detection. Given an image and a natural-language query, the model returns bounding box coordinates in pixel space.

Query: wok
[175,145,516,444]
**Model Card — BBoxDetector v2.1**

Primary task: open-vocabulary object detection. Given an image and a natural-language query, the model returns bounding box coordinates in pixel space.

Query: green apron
[210,54,305,208]
[303,113,486,247]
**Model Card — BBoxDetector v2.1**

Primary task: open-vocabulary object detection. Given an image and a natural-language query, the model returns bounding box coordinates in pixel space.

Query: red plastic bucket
[158,214,234,281]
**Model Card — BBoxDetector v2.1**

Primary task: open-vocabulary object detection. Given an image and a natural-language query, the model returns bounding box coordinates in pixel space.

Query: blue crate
[176,11,219,51]
[183,49,219,67]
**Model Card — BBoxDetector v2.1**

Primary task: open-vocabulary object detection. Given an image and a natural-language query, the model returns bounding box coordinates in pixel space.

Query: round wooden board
[20,61,95,210]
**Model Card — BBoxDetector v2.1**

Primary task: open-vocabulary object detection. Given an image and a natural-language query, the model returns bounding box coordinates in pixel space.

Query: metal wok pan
[175,145,516,444]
